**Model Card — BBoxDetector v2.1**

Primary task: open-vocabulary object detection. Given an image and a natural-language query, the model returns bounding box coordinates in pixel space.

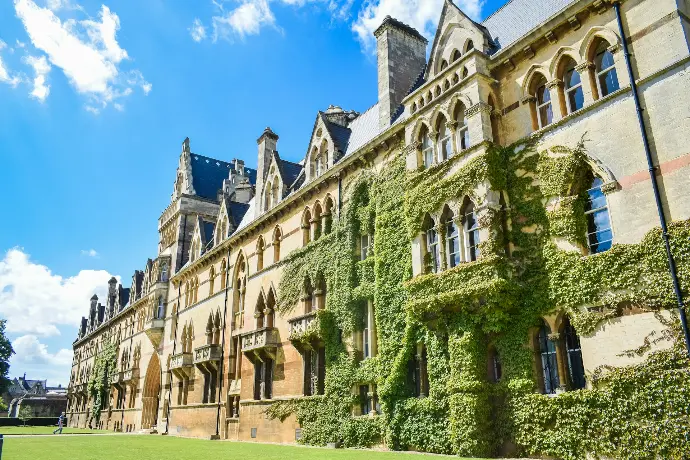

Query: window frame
[563,62,584,113]
[594,42,619,98]
[536,82,553,129]
[584,177,613,254]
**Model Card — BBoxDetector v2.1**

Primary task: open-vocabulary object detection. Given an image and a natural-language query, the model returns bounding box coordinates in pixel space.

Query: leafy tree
[18,405,32,426]
[0,320,15,395]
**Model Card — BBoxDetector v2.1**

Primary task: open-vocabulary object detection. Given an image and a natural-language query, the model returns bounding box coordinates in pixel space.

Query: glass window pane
[568,86,584,112]
[539,103,553,127]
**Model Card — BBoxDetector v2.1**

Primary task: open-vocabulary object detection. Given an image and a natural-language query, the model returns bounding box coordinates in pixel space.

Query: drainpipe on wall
[613,1,690,357]
[214,244,232,439]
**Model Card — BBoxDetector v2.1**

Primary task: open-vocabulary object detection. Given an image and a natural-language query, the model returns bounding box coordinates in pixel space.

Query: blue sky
[0,0,504,386]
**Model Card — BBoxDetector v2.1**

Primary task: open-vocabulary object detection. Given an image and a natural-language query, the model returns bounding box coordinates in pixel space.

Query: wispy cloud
[23,54,50,101]
[0,40,22,87]
[353,0,484,52]
[212,0,276,42]
[193,0,484,50]
[80,249,99,258]
[13,0,150,111]
[189,18,207,42]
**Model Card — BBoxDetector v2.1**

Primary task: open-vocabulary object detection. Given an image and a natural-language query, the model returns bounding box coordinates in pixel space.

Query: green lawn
[1,434,485,460]
[0,426,104,435]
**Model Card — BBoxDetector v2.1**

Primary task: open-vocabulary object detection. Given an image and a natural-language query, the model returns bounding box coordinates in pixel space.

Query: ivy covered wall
[268,138,690,460]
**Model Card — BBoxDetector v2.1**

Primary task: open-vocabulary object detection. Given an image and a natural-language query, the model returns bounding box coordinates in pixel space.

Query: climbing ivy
[87,341,117,420]
[266,137,690,459]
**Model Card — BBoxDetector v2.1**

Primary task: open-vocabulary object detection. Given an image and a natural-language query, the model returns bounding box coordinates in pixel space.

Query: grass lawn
[0,426,104,435]
[1,434,486,460]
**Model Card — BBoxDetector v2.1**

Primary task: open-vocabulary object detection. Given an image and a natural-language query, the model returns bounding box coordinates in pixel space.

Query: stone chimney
[234,159,245,177]
[255,127,279,212]
[374,16,427,129]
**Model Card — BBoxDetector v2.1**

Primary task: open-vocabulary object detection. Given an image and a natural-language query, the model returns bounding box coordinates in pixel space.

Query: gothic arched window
[537,321,560,394]
[584,174,613,254]
[593,40,619,98]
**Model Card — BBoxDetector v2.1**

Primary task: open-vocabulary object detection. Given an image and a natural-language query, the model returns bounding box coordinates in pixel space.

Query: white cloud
[14,0,149,111]
[10,335,73,387]
[23,54,51,101]
[0,248,116,337]
[80,249,99,257]
[212,0,275,41]
[352,0,484,51]
[0,40,22,87]
[189,18,207,42]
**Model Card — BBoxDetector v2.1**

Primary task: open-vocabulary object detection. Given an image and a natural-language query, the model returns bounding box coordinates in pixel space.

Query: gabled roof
[190,154,257,201]
[343,103,383,157]
[322,118,352,155]
[271,150,303,188]
[227,200,251,228]
[482,0,578,53]
[425,0,491,79]
[202,221,215,246]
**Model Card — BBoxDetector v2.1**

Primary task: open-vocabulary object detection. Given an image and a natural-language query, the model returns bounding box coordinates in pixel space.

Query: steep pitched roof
[343,104,383,157]
[271,150,303,189]
[322,118,352,155]
[482,0,578,53]
[426,1,491,78]
[227,201,251,228]
[190,154,258,201]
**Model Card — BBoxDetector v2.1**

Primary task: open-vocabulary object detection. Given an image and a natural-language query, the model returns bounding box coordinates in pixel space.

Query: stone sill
[171,403,219,410]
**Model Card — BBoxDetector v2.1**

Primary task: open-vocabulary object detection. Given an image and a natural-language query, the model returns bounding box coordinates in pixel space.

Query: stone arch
[428,106,451,133]
[410,119,432,145]
[448,92,474,115]
[580,26,621,61]
[141,353,161,430]
[522,64,552,100]
[549,46,583,77]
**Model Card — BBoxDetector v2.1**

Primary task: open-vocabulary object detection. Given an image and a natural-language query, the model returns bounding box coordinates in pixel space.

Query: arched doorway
[141,353,161,430]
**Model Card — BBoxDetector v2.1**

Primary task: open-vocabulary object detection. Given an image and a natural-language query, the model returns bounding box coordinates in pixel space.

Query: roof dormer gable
[426,0,492,80]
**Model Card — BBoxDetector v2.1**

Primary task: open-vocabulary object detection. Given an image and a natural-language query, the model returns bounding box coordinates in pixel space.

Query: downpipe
[613,1,690,357]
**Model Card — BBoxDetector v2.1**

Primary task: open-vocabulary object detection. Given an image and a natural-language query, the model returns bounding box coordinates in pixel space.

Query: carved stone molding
[575,61,595,73]
[403,142,421,156]
[546,79,564,90]
[568,15,581,30]
[466,102,492,118]
[523,46,535,60]
[608,43,622,55]
[601,180,620,195]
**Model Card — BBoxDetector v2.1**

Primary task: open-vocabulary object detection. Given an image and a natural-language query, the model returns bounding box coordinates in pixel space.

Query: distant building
[5,373,67,418]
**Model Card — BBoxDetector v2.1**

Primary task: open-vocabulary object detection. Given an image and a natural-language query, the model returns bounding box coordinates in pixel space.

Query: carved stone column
[575,61,597,106]
[546,79,565,122]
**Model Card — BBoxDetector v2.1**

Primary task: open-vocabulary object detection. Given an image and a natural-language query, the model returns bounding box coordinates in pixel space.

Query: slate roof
[322,118,352,154]
[228,201,251,228]
[482,0,578,53]
[279,159,302,187]
[191,154,257,201]
[343,104,383,157]
[202,221,215,245]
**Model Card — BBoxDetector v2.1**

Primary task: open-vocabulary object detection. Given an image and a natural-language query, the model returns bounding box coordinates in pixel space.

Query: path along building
[67,1,690,457]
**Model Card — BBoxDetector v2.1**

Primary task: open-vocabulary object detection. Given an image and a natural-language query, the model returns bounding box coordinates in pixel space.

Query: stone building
[5,374,67,418]
[67,0,690,457]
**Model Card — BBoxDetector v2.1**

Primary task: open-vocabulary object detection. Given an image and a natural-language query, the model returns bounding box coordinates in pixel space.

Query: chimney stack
[374,16,427,129]
[255,127,279,212]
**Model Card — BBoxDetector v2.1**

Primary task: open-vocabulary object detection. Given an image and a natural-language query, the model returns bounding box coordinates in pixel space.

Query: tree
[0,320,15,395]
[18,405,32,427]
